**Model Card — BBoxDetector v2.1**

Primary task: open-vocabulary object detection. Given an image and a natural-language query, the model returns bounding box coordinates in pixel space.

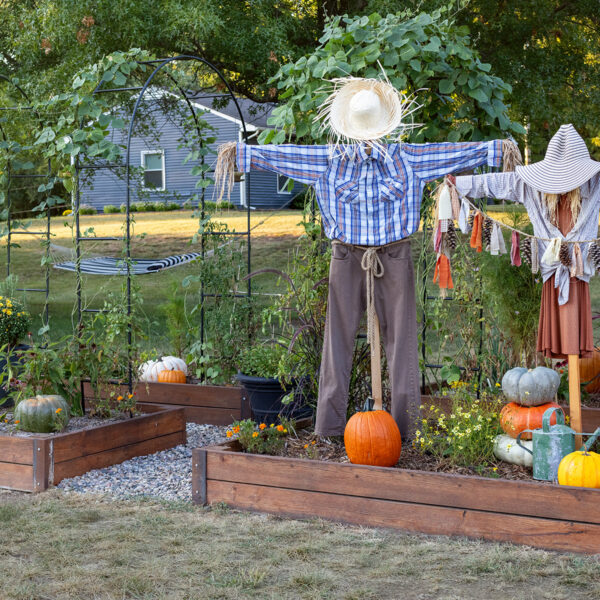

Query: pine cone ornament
[446,220,458,251]
[467,212,475,231]
[482,218,493,248]
[588,242,600,270]
[559,241,572,268]
[520,237,531,266]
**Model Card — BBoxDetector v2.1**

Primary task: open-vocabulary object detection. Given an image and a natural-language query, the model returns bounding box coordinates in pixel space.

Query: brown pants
[315,239,420,440]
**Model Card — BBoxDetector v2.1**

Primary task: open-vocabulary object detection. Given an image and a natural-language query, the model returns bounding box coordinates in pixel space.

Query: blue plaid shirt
[237,140,503,246]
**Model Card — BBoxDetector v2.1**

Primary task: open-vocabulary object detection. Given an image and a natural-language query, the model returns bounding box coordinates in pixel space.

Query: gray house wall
[80,100,304,211]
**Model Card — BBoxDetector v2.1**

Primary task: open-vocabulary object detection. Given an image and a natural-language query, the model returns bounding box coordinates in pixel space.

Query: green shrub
[226,418,294,454]
[79,204,96,215]
[237,344,285,379]
[103,204,120,214]
[167,202,180,211]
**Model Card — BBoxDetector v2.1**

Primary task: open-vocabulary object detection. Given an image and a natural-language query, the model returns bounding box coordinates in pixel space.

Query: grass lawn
[0,490,598,600]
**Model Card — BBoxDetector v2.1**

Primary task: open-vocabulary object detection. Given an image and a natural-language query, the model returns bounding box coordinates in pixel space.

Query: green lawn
[0,490,598,600]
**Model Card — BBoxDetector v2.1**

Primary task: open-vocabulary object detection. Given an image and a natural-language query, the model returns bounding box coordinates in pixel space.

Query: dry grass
[0,490,598,600]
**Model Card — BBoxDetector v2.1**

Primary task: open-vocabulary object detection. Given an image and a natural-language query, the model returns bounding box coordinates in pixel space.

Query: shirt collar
[356,143,394,165]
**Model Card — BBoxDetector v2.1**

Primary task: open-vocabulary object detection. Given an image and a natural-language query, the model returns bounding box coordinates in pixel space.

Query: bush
[167,202,180,211]
[0,296,31,347]
[237,344,286,379]
[225,418,294,454]
[79,204,97,215]
[103,204,120,214]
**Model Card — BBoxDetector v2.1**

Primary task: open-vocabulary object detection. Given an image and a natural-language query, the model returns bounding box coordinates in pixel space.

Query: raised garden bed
[192,440,600,554]
[83,381,250,425]
[0,407,185,493]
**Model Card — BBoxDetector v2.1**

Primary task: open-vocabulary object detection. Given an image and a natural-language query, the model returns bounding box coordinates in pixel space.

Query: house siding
[80,101,303,211]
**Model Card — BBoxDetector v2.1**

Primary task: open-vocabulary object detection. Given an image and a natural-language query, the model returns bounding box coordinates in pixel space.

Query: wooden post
[568,354,583,449]
[371,313,383,411]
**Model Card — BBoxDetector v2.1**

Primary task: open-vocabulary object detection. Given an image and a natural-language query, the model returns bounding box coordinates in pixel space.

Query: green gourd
[14,395,70,433]
[501,366,560,407]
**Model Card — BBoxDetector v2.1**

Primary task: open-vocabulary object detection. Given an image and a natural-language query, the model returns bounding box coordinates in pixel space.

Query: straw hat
[516,124,600,194]
[316,77,419,146]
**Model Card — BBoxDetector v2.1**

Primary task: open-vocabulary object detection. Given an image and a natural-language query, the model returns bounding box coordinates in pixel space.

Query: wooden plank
[52,409,185,463]
[205,447,600,525]
[0,435,37,465]
[207,480,600,554]
[83,381,243,409]
[32,439,51,493]
[52,430,186,484]
[137,403,243,425]
[0,462,34,492]
[192,449,207,505]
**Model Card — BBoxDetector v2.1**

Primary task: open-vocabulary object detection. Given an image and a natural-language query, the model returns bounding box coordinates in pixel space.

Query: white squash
[493,434,533,468]
[138,356,188,382]
[501,366,560,407]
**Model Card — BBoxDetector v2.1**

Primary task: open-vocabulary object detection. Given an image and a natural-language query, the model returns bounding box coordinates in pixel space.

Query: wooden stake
[371,312,383,411]
[568,354,583,449]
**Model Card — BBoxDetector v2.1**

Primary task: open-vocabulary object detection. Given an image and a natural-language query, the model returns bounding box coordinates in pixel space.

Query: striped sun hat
[516,124,600,194]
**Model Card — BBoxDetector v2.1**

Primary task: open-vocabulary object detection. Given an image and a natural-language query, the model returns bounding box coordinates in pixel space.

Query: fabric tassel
[458,199,470,234]
[440,218,449,233]
[541,237,562,266]
[502,139,523,172]
[470,212,483,252]
[530,238,539,274]
[511,231,521,266]
[433,253,454,295]
[559,241,572,268]
[489,223,506,256]
[438,184,453,221]
[571,243,584,277]
[450,185,460,221]
[433,223,442,253]
[214,141,238,202]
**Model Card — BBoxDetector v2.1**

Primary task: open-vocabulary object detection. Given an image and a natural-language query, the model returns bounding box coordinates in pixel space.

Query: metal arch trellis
[75,55,252,410]
[0,75,53,331]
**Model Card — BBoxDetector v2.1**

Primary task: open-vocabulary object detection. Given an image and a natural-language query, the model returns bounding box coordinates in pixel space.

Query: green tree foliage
[261,11,524,143]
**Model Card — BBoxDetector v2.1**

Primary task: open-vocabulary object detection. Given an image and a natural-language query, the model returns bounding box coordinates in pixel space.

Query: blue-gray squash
[14,395,70,433]
[501,367,560,407]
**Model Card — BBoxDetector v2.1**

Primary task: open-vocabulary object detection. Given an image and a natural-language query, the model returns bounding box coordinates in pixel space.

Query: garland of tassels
[432,173,600,294]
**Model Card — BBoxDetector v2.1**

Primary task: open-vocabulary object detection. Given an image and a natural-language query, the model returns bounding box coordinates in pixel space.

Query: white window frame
[141,149,166,191]
[277,174,293,195]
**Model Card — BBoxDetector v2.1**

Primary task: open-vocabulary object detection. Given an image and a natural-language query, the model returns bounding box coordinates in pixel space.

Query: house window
[277,174,293,194]
[141,150,165,190]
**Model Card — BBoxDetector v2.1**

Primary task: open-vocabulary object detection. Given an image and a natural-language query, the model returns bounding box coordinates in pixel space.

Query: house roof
[191,94,276,130]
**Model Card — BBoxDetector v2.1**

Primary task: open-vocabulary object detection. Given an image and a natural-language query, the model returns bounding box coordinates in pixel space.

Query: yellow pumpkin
[557,450,600,488]
[157,369,187,384]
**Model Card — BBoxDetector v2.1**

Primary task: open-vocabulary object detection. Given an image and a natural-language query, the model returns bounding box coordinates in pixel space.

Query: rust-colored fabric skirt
[537,275,593,359]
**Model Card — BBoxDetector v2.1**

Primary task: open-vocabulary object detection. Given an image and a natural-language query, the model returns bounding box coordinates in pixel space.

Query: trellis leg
[371,313,383,411]
[568,354,583,448]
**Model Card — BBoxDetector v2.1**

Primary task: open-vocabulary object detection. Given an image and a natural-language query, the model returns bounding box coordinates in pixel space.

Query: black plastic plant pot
[236,373,313,425]
[0,344,30,408]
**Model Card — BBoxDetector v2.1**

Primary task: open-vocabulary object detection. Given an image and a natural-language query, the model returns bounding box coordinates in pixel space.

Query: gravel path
[57,423,229,502]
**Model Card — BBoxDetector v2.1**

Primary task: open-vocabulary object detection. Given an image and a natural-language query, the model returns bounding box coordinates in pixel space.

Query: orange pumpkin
[157,369,187,384]
[344,409,401,467]
[500,401,560,439]
[579,347,600,392]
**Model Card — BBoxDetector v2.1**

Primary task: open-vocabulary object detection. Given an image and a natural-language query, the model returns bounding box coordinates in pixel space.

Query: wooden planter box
[0,407,185,493]
[83,382,250,425]
[193,441,600,554]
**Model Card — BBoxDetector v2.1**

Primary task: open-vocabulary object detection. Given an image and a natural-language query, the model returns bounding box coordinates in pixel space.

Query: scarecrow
[450,124,600,444]
[215,76,517,440]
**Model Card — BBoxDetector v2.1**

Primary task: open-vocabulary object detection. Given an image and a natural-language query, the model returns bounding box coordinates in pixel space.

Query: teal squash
[14,395,70,433]
[501,366,560,407]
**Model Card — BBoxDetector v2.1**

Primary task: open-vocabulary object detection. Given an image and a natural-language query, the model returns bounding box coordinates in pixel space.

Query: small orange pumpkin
[499,401,560,439]
[157,369,187,384]
[344,407,401,467]
[579,347,600,392]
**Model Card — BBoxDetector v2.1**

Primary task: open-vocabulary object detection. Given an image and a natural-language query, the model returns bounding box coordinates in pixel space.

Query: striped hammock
[54,252,202,275]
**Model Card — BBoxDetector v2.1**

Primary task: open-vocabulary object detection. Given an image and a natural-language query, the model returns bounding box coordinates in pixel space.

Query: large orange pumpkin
[344,409,401,467]
[157,369,187,384]
[558,450,600,488]
[500,401,560,439]
[579,348,600,393]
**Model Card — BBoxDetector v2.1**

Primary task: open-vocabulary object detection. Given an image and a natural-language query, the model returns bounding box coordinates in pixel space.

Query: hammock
[53,252,202,275]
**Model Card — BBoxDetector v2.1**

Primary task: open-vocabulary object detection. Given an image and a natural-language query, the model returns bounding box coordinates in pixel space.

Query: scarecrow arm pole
[568,354,583,448]
[372,313,383,411]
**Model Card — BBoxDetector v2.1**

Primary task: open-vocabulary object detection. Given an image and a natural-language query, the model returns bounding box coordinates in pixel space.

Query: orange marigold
[226,430,233,438]
[259,423,267,430]
[252,431,259,438]
[276,424,284,432]
[55,408,62,413]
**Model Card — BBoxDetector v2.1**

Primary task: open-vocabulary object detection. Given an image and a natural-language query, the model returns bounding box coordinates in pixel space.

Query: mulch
[277,427,542,483]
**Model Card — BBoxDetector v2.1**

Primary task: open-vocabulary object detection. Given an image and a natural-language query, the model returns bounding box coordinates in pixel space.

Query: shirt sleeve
[455,172,522,204]
[403,139,503,183]
[236,143,330,185]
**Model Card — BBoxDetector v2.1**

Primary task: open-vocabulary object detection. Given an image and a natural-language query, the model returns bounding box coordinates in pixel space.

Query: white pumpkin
[501,366,560,407]
[138,356,188,382]
[493,434,533,468]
